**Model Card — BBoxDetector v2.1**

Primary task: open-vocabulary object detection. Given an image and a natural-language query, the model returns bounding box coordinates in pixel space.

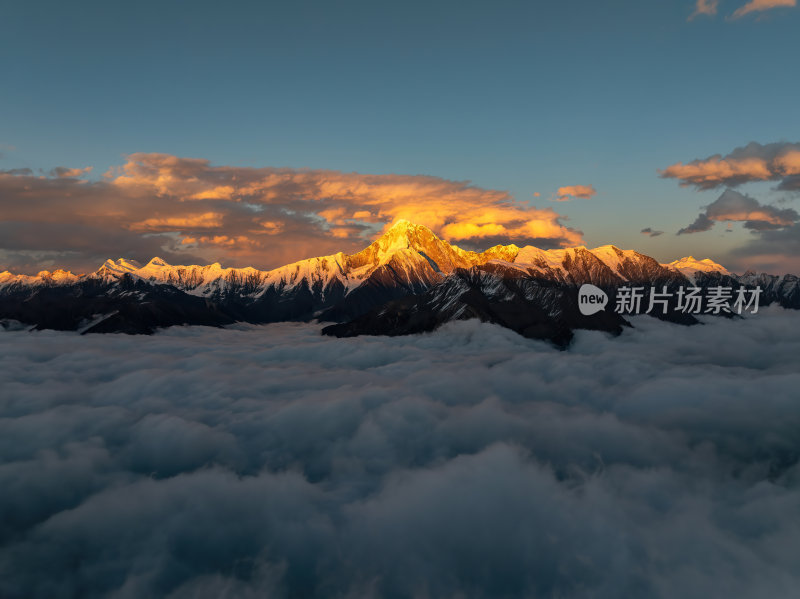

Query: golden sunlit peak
[668,256,730,275]
[378,220,434,244]
[385,218,418,232]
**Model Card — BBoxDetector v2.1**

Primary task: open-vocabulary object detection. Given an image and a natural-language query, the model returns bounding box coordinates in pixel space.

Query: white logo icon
[578,284,608,315]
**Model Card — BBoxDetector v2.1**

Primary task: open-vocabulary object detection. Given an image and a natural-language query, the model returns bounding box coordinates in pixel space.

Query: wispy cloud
[689,0,719,20]
[731,0,796,19]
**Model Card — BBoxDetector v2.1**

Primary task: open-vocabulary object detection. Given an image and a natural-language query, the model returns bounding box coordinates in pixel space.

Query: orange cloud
[661,157,771,187]
[660,142,800,190]
[0,154,582,272]
[731,0,796,19]
[440,222,507,239]
[317,207,349,225]
[258,221,284,235]
[106,153,583,246]
[189,186,236,201]
[554,185,596,202]
[678,189,798,235]
[689,0,719,20]
[183,235,256,249]
[51,166,93,179]
[110,154,214,197]
[130,212,225,232]
[774,150,800,175]
[329,226,362,239]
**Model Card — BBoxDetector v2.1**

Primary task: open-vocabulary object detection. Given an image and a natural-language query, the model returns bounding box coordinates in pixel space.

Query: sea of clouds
[1,309,799,598]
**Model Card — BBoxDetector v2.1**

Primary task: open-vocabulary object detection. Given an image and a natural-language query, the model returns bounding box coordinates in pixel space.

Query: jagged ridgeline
[1,221,798,346]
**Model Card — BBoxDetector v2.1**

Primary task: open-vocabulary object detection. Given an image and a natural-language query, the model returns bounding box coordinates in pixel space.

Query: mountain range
[1,220,798,346]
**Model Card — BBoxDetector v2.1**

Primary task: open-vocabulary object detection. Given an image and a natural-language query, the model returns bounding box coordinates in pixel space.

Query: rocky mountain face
[321,264,629,348]
[1,220,798,345]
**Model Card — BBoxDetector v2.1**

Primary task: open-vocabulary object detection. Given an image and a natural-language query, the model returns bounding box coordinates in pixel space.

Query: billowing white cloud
[1,311,799,597]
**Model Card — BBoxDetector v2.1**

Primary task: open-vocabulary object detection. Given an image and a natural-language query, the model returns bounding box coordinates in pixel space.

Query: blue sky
[1,0,799,272]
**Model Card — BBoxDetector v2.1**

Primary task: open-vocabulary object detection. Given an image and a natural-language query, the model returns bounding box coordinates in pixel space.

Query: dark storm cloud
[1,313,800,598]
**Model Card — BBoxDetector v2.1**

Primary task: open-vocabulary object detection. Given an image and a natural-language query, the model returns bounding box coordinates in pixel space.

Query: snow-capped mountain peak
[0,221,738,300]
[96,258,142,277]
[666,256,731,277]
[0,268,81,290]
[4,220,799,339]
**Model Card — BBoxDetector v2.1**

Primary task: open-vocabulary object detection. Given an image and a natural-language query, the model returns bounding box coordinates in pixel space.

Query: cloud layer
[0,154,582,274]
[1,312,799,598]
[659,142,800,190]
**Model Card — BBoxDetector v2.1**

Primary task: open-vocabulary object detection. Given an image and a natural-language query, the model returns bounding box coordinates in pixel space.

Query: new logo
[578,284,608,315]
